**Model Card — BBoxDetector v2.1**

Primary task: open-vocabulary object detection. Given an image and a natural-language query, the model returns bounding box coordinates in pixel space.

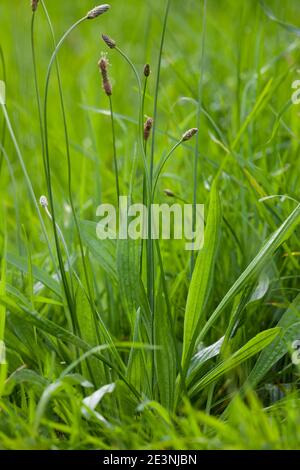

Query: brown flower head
[182,128,198,142]
[144,117,153,141]
[102,34,116,49]
[31,0,39,12]
[87,4,110,19]
[144,64,151,77]
[98,56,112,96]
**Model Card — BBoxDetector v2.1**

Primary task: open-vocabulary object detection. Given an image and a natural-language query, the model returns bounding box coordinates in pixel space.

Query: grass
[0,0,300,450]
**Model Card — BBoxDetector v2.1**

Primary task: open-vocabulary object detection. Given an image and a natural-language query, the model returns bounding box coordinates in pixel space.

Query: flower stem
[108,95,120,205]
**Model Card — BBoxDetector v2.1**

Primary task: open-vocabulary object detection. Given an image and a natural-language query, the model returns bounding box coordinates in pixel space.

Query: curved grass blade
[189,328,280,398]
[198,202,300,344]
[259,0,300,36]
[245,293,300,389]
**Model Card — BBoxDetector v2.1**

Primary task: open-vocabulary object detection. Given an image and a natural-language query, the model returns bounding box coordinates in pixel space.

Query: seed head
[163,189,175,198]
[98,56,112,96]
[31,0,39,11]
[87,4,110,19]
[102,34,116,49]
[144,64,151,77]
[39,195,48,208]
[144,117,153,141]
[182,128,198,142]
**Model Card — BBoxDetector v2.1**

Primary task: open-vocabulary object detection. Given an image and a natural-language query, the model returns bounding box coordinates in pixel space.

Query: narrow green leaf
[182,181,222,370]
[245,294,300,389]
[198,203,300,343]
[116,237,140,323]
[187,336,224,385]
[189,328,280,397]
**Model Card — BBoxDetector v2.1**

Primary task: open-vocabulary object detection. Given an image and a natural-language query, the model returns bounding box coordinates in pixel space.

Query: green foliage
[0,0,300,450]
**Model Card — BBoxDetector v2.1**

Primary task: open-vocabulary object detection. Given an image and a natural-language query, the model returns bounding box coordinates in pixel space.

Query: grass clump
[0,0,300,450]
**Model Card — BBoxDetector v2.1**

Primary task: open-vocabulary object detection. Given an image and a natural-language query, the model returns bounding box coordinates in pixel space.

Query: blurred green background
[1,0,300,214]
[1,0,300,325]
[1,0,300,450]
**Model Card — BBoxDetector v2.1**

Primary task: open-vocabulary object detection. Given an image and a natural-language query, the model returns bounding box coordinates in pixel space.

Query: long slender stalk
[140,75,150,275]
[115,7,173,393]
[41,6,117,370]
[108,95,120,205]
[42,12,86,333]
[30,12,45,164]
[190,0,207,274]
[41,8,108,337]
[115,47,151,194]
[152,140,182,197]
[148,3,171,385]
[105,42,153,396]
[149,0,171,182]
[41,9,113,336]
[113,46,154,310]
[113,45,156,394]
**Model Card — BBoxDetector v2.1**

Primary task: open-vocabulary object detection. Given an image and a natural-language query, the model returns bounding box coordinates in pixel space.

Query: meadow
[0,0,300,450]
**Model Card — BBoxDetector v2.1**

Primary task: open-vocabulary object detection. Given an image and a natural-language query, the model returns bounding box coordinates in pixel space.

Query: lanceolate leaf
[245,294,300,389]
[182,181,222,371]
[189,328,280,398]
[187,336,224,385]
[116,237,140,324]
[198,203,300,343]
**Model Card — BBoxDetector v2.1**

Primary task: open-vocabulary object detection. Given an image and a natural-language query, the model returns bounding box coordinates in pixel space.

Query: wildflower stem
[42,11,87,329]
[108,95,120,205]
[191,0,207,275]
[114,45,155,397]
[30,12,45,173]
[140,76,149,275]
[42,5,116,358]
[152,140,182,198]
[148,1,170,392]
[115,46,151,196]
[149,0,171,183]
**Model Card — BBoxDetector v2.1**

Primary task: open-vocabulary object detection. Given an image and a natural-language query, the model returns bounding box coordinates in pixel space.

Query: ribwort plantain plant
[32,3,112,339]
[2,0,300,450]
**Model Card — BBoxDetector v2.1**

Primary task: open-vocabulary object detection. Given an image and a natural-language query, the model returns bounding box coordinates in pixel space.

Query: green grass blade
[198,203,300,343]
[182,180,222,372]
[259,0,300,35]
[189,328,280,397]
[245,294,300,389]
